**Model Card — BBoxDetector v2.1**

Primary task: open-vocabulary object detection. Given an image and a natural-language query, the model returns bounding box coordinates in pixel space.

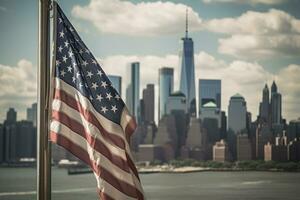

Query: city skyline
[0,0,300,122]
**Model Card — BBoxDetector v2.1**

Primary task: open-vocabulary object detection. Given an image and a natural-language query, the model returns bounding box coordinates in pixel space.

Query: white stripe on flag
[50,120,136,187]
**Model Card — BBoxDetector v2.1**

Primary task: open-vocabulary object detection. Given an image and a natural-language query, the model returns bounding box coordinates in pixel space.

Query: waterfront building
[213,139,230,162]
[185,117,206,160]
[26,103,37,127]
[138,144,164,162]
[199,79,221,112]
[159,67,174,120]
[264,134,288,162]
[287,118,300,142]
[154,116,177,161]
[126,62,140,120]
[107,75,122,96]
[288,139,300,161]
[237,134,252,161]
[256,123,273,160]
[179,10,196,116]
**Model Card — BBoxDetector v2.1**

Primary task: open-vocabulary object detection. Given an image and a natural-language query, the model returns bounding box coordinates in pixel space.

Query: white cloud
[71,0,202,36]
[203,0,288,5]
[205,9,300,59]
[0,60,37,122]
[276,65,300,121]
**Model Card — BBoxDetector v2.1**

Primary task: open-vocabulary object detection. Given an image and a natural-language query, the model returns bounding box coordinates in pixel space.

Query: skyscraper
[259,84,270,122]
[159,67,174,120]
[271,81,282,125]
[228,93,247,134]
[108,75,122,96]
[126,62,140,120]
[142,84,155,123]
[179,9,196,116]
[27,103,37,127]
[5,108,17,125]
[199,79,221,112]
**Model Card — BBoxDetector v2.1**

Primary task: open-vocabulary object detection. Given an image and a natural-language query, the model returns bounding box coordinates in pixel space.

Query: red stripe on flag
[54,88,125,149]
[54,88,141,181]
[52,110,130,173]
[50,131,144,199]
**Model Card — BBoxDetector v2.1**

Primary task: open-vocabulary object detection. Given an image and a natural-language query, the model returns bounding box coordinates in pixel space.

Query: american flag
[49,3,144,200]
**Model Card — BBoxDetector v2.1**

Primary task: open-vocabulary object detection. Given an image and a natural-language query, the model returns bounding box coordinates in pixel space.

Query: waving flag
[49,3,144,200]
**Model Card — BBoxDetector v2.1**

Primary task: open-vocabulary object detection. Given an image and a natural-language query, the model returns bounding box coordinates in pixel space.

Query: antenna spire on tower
[186,7,188,38]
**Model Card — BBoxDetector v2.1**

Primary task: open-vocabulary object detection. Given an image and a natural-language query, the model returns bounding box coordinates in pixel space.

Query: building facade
[228,93,247,134]
[159,67,174,120]
[126,62,140,120]
[199,79,221,113]
[27,103,37,127]
[142,84,155,123]
[213,140,230,162]
[271,81,282,125]
[179,12,196,116]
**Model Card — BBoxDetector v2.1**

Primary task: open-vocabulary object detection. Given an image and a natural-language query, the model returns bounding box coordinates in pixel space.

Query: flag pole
[37,0,51,200]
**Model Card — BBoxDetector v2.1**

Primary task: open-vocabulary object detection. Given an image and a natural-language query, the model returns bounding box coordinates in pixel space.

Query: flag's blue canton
[55,5,124,124]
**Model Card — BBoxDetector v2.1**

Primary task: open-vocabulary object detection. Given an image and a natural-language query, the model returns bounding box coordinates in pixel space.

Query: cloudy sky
[0,0,299,123]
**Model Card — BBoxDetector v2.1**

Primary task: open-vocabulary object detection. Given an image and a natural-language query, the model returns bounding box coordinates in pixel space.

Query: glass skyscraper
[159,67,174,120]
[179,10,196,116]
[199,79,221,113]
[228,93,247,134]
[108,75,122,96]
[126,62,140,120]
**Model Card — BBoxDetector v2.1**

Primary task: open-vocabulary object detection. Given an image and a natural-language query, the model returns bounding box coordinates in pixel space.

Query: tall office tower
[270,81,282,125]
[108,75,122,96]
[259,84,270,122]
[228,93,247,134]
[27,103,37,127]
[142,84,155,123]
[159,67,174,120]
[199,79,221,112]
[126,62,140,120]
[5,108,17,125]
[179,9,196,116]
[227,93,247,160]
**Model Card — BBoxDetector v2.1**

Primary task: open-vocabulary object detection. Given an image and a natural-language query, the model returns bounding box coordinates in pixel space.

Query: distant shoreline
[137,166,300,174]
[1,163,300,174]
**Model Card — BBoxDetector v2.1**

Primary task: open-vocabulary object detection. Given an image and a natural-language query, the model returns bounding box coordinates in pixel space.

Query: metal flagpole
[37,0,51,200]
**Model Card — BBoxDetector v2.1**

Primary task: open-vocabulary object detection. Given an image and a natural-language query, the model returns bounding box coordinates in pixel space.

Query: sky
[0,0,299,123]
